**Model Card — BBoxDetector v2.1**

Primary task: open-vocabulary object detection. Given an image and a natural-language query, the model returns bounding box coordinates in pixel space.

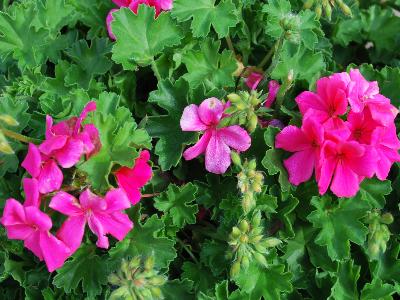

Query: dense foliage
[0,0,400,299]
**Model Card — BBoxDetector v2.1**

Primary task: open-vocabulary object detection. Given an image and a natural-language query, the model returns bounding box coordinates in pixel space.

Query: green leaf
[371,240,400,283]
[146,78,197,170]
[78,92,151,191]
[109,215,177,269]
[272,42,325,85]
[360,278,397,300]
[53,244,109,298]
[154,183,198,228]
[182,39,236,89]
[200,240,228,276]
[235,262,292,300]
[276,195,299,238]
[329,260,360,300]
[163,279,194,300]
[182,262,217,295]
[111,6,184,69]
[172,0,239,38]
[261,126,291,193]
[307,195,369,261]
[359,178,392,209]
[333,18,363,47]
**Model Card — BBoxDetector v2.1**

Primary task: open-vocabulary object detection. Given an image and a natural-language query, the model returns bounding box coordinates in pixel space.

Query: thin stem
[264,35,284,76]
[0,127,40,144]
[151,59,162,82]
[257,45,275,70]
[177,238,200,265]
[142,193,160,198]
[225,35,236,56]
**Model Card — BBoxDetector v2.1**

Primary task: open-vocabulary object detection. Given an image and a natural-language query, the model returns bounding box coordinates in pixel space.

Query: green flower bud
[231,226,241,238]
[248,159,257,171]
[227,93,242,103]
[108,274,121,286]
[380,213,394,225]
[303,0,315,9]
[231,151,242,166]
[149,275,166,286]
[263,237,282,248]
[150,287,163,298]
[253,252,268,267]
[242,193,255,213]
[315,4,322,18]
[145,256,155,271]
[239,235,249,244]
[248,114,258,132]
[254,243,267,254]
[251,182,262,193]
[323,0,332,20]
[236,101,247,111]
[230,261,241,277]
[241,255,250,270]
[0,141,14,154]
[251,211,262,228]
[239,220,249,233]
[336,0,352,16]
[249,234,263,244]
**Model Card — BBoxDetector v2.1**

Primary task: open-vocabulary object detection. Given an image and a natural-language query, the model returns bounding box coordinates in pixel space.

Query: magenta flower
[39,101,99,168]
[22,178,40,207]
[21,143,63,194]
[295,75,348,130]
[276,116,324,185]
[318,139,376,198]
[115,150,152,205]
[245,72,263,90]
[180,98,251,174]
[50,189,133,253]
[346,109,378,145]
[0,199,70,272]
[264,80,280,108]
[370,125,400,180]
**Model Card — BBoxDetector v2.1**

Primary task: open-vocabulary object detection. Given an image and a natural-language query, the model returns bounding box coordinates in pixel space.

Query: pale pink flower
[295,75,348,130]
[0,199,70,272]
[245,72,263,90]
[50,189,133,253]
[275,116,324,185]
[39,101,100,168]
[21,143,63,194]
[370,125,400,180]
[264,80,280,108]
[181,98,251,174]
[318,139,376,198]
[115,150,152,205]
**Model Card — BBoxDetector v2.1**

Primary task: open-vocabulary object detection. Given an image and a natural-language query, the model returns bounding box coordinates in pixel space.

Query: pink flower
[295,75,348,130]
[318,139,376,198]
[39,101,100,168]
[22,178,40,207]
[21,143,63,194]
[106,9,119,40]
[0,199,70,272]
[113,0,132,6]
[180,98,251,174]
[50,189,133,253]
[115,150,152,205]
[346,109,378,145]
[275,116,324,185]
[370,125,400,180]
[245,72,263,90]
[264,80,280,108]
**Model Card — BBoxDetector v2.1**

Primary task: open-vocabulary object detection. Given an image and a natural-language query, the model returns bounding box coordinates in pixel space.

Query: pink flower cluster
[180,98,251,174]
[106,0,173,39]
[276,69,400,198]
[0,102,153,272]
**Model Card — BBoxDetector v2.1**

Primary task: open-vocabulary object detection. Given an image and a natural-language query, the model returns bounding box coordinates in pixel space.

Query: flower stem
[151,59,162,82]
[142,193,160,198]
[257,45,275,70]
[0,127,40,144]
[177,238,200,265]
[225,35,236,56]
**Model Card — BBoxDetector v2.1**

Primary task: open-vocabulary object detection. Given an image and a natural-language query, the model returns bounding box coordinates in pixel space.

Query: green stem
[225,35,236,56]
[177,238,200,265]
[257,45,275,70]
[0,127,40,144]
[263,35,284,77]
[151,59,162,82]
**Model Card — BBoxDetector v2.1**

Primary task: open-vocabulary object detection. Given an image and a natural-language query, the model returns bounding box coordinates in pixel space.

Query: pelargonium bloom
[245,72,263,90]
[264,80,280,108]
[0,199,70,272]
[50,189,133,253]
[318,139,376,198]
[39,101,100,168]
[115,150,152,205]
[21,143,63,194]
[275,115,324,185]
[180,98,251,174]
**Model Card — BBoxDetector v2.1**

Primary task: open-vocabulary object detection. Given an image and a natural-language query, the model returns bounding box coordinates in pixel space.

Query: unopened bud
[251,211,261,228]
[251,182,262,193]
[263,237,282,248]
[315,4,322,18]
[250,234,263,244]
[149,276,166,286]
[230,261,241,277]
[253,252,268,267]
[303,0,315,9]
[323,0,332,20]
[0,115,19,126]
[231,226,241,238]
[380,213,394,225]
[233,60,245,77]
[227,93,241,103]
[151,287,163,298]
[231,151,241,166]
[0,141,14,154]
[239,220,249,232]
[108,274,120,285]
[144,256,155,271]
[248,114,258,132]
[248,159,257,171]
[241,256,250,270]
[337,0,352,16]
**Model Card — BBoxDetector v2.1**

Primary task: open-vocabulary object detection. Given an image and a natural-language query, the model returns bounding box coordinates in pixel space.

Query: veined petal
[49,192,82,216]
[330,163,360,198]
[284,149,315,186]
[54,138,85,168]
[219,126,251,152]
[24,206,52,231]
[275,126,310,152]
[205,131,231,174]
[105,189,131,212]
[183,130,212,160]
[94,212,133,241]
[198,98,225,125]
[39,135,68,156]
[88,215,109,249]
[37,160,63,194]
[180,104,208,131]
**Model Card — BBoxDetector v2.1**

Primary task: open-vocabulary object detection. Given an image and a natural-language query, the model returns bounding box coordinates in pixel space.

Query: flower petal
[198,98,225,125]
[23,178,40,207]
[283,149,315,186]
[39,135,68,156]
[264,80,280,108]
[24,231,43,260]
[74,101,97,135]
[183,130,212,160]
[0,199,26,226]
[79,189,106,211]
[88,215,109,249]
[275,126,310,152]
[21,143,42,178]
[330,163,360,198]
[94,212,133,241]
[37,160,63,194]
[24,206,52,231]
[105,189,131,212]
[39,232,71,272]
[49,192,82,216]
[295,91,326,116]
[180,104,208,131]
[219,125,251,152]
[54,138,85,168]
[205,131,231,174]
[57,215,86,253]
[245,72,263,90]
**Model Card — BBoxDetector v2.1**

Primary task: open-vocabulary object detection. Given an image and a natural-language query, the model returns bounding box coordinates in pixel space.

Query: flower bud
[380,213,394,225]
[303,0,315,9]
[231,226,241,238]
[145,256,155,271]
[323,0,332,20]
[248,159,257,171]
[248,114,258,132]
[230,260,241,277]
[250,234,263,244]
[227,93,242,103]
[231,151,242,166]
[108,274,121,286]
[241,255,250,270]
[0,140,14,154]
[251,211,262,228]
[253,252,268,267]
[239,220,249,233]
[0,115,19,126]
[337,0,352,16]
[315,4,322,18]
[151,287,163,298]
[149,276,166,286]
[239,235,249,244]
[263,237,282,248]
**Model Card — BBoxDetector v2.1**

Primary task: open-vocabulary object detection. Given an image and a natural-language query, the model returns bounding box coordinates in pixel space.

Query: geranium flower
[39,101,100,168]
[115,150,152,205]
[318,139,376,198]
[345,109,378,145]
[180,98,251,174]
[0,199,70,272]
[50,189,133,253]
[275,115,324,185]
[245,72,263,90]
[21,143,63,194]
[264,80,280,108]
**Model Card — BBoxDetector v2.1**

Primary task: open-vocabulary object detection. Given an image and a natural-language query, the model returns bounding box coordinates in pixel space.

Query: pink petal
[158,0,173,10]
[5,224,34,240]
[198,98,225,126]
[105,189,131,212]
[245,72,263,90]
[57,215,86,253]
[74,101,96,135]
[183,130,212,160]
[367,96,397,126]
[88,215,109,249]
[113,0,131,6]
[39,135,68,156]
[45,116,53,140]
[21,143,42,178]
[180,104,208,131]
[302,115,324,146]
[79,189,107,211]
[79,124,101,157]
[54,138,85,168]
[24,231,43,260]
[22,178,40,207]
[275,126,310,152]
[205,131,231,174]
[346,146,376,178]
[283,149,315,186]
[375,150,393,181]
[94,211,133,241]
[295,91,326,116]
[39,232,71,272]
[318,141,338,195]
[24,206,52,231]
[330,163,360,198]
[0,199,26,226]
[219,125,251,152]
[107,10,117,40]
[37,160,63,194]
[265,80,280,108]
[49,192,82,216]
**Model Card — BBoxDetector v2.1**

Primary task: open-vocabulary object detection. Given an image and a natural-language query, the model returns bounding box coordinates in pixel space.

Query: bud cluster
[365,210,393,260]
[224,91,263,132]
[303,0,352,20]
[108,255,167,300]
[228,211,281,277]
[0,114,19,154]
